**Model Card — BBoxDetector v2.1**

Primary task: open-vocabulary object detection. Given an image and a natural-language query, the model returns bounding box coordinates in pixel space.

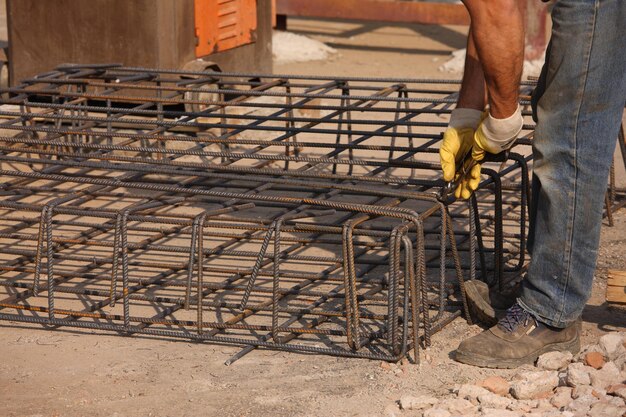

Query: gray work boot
[455,303,580,368]
[464,280,518,326]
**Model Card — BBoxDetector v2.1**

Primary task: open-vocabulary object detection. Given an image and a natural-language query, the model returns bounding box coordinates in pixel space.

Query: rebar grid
[0,64,536,362]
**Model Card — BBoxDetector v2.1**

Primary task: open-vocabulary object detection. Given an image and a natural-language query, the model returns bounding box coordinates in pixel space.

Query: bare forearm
[458,29,487,111]
[461,0,525,118]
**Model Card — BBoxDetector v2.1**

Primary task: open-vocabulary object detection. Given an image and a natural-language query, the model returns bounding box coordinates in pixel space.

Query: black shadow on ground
[283,18,467,53]
[582,303,626,331]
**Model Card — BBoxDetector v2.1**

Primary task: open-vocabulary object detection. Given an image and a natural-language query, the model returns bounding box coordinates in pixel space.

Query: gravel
[396,331,626,417]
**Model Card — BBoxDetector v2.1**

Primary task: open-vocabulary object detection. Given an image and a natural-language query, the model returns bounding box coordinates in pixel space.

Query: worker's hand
[440,126,481,199]
[441,106,524,200]
[453,121,494,200]
[439,108,485,200]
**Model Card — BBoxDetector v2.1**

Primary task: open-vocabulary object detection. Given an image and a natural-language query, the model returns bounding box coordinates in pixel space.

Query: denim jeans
[521,0,626,328]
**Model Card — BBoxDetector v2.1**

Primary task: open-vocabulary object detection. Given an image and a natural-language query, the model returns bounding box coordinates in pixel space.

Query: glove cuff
[449,108,483,130]
[477,105,523,153]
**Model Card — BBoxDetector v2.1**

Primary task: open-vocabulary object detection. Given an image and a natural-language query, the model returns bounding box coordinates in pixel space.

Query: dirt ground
[0,18,625,417]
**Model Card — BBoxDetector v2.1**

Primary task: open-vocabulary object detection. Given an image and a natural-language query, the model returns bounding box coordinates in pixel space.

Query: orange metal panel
[195,0,219,56]
[194,0,258,57]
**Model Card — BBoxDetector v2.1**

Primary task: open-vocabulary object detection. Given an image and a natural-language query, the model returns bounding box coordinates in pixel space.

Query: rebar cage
[0,64,537,363]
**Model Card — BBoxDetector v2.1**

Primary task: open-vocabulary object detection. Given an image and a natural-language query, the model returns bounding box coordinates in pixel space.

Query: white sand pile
[439,48,546,79]
[272,31,338,64]
[438,48,468,74]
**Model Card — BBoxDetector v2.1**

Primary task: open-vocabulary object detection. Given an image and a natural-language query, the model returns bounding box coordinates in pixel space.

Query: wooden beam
[607,270,626,305]
[275,0,470,26]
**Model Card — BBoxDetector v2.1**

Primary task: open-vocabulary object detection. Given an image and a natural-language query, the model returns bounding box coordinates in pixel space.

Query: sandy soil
[0,17,624,417]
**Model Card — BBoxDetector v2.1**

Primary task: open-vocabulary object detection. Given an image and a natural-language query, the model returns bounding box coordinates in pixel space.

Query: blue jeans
[521,0,626,328]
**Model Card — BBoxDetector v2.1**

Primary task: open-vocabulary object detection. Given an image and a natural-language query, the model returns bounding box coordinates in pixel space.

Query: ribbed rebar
[0,64,544,362]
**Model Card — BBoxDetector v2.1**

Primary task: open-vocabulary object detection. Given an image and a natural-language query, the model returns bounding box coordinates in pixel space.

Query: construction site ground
[1,16,625,417]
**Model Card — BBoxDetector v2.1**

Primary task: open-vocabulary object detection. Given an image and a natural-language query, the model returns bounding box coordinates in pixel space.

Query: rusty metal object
[0,64,535,362]
[6,0,272,86]
[275,0,470,26]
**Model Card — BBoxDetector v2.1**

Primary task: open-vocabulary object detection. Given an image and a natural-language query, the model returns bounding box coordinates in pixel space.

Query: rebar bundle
[0,64,538,363]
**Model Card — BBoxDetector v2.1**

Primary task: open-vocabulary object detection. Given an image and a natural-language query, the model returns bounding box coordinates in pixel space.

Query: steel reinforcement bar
[0,64,537,362]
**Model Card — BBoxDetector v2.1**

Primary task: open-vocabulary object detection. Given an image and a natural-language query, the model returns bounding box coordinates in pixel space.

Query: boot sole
[454,336,581,369]
[464,282,497,327]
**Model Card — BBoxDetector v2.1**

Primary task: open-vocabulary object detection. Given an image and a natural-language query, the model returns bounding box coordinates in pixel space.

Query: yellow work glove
[441,106,523,200]
[440,126,482,200]
[440,108,485,200]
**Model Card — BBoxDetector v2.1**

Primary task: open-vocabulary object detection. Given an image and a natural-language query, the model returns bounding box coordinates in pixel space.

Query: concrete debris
[522,412,543,417]
[599,333,626,361]
[577,344,605,363]
[607,384,626,400]
[606,395,626,407]
[572,384,603,400]
[394,332,626,417]
[533,398,556,411]
[399,394,438,410]
[565,394,596,415]
[587,401,626,417]
[537,351,574,371]
[567,362,594,387]
[510,371,559,400]
[509,399,538,413]
[614,352,626,372]
[454,384,491,404]
[480,408,522,417]
[550,386,573,409]
[440,397,476,415]
[589,362,622,391]
[477,391,514,409]
[542,412,574,417]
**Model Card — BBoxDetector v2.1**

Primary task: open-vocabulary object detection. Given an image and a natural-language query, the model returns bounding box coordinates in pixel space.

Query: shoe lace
[497,303,534,333]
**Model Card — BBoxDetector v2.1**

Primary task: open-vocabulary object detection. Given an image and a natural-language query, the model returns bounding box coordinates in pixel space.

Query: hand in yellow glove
[440,106,523,200]
[439,126,482,200]
[440,108,485,200]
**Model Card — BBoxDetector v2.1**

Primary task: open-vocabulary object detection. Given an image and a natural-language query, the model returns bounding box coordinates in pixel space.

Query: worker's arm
[439,30,485,184]
[461,0,524,118]
[457,29,487,111]
[440,0,525,199]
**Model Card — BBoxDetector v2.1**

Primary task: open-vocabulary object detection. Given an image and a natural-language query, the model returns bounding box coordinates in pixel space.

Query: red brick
[478,376,510,397]
[584,352,605,370]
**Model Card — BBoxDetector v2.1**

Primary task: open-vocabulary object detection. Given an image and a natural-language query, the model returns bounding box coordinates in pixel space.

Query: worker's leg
[520,0,626,328]
[455,0,626,368]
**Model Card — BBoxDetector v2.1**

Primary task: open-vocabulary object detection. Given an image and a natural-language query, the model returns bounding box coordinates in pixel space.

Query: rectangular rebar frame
[0,64,537,362]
